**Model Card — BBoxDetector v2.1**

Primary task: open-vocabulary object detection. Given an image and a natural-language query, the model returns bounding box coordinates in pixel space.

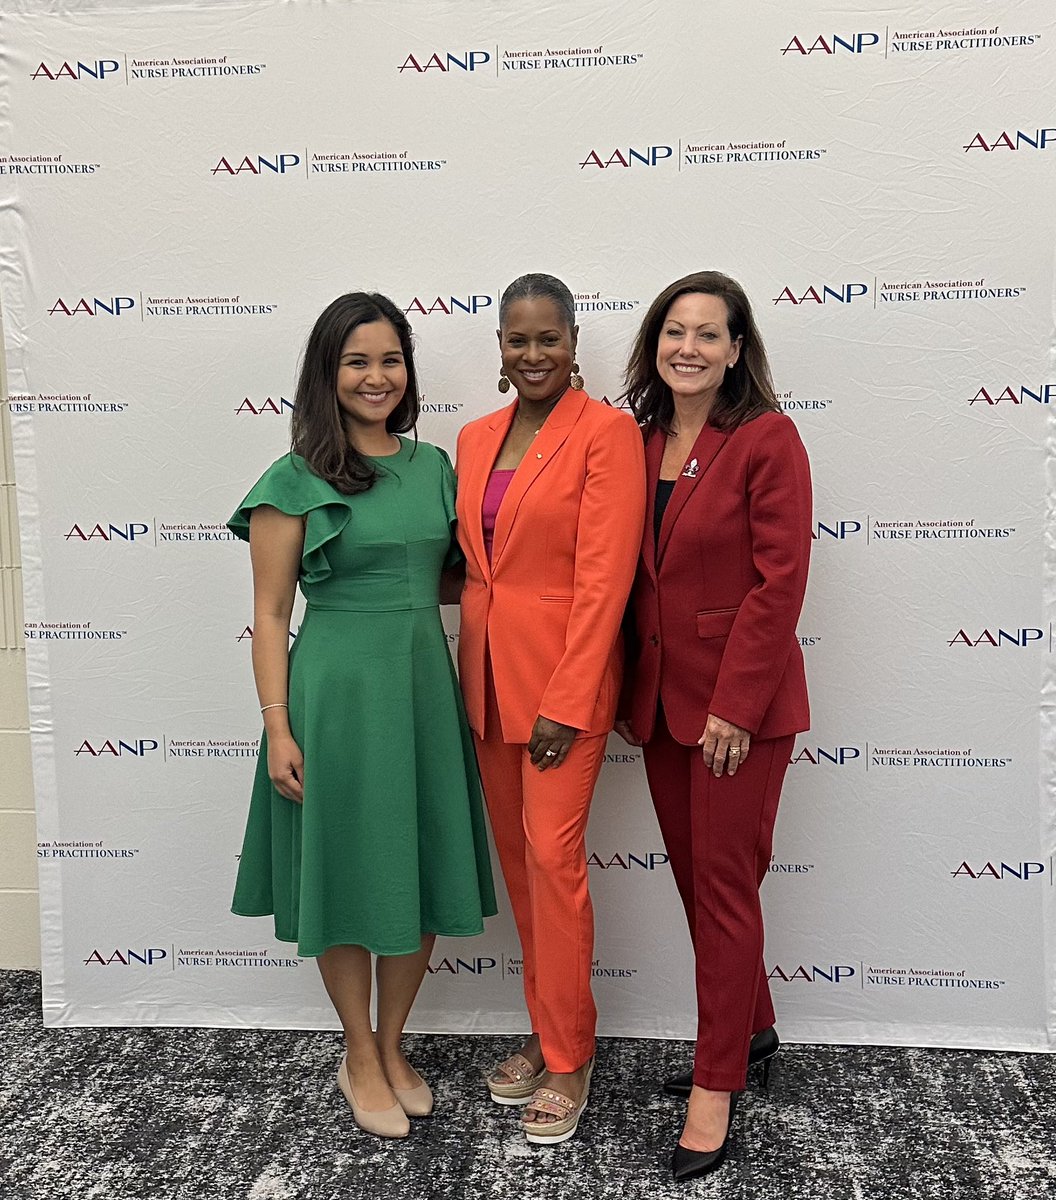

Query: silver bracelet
[260,703,289,713]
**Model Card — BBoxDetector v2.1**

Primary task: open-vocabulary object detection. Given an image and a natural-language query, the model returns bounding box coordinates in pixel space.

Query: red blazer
[626,411,812,746]
[456,388,646,743]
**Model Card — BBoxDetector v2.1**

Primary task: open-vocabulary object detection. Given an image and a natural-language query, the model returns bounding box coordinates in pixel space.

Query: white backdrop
[1,0,1054,1049]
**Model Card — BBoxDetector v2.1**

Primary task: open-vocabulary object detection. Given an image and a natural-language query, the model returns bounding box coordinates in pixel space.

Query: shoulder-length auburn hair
[290,292,420,494]
[621,271,779,434]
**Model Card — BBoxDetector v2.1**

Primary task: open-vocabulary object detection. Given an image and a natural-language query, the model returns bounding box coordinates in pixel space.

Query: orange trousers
[474,664,606,1073]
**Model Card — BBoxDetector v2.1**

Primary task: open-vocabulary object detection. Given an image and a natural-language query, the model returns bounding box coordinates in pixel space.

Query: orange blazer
[455,388,647,743]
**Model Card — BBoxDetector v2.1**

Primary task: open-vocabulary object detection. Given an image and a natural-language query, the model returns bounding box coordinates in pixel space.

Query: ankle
[377,1048,415,1081]
[343,1043,383,1074]
[547,1059,589,1081]
[520,1034,543,1065]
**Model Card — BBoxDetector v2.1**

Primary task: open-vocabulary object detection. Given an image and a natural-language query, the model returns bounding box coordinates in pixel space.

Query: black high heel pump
[662,1026,779,1098]
[751,1026,779,1088]
[671,1092,739,1183]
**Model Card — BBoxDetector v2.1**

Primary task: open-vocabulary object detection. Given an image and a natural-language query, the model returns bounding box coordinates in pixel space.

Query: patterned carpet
[0,971,1053,1199]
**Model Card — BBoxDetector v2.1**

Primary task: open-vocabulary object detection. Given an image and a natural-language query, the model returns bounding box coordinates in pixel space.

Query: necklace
[515,412,544,436]
[516,398,559,436]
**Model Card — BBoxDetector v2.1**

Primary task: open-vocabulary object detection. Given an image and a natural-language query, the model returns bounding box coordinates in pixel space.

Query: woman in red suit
[616,271,811,1181]
[456,273,646,1144]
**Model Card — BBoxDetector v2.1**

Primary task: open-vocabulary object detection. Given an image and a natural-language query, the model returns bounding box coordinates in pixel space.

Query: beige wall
[0,304,40,969]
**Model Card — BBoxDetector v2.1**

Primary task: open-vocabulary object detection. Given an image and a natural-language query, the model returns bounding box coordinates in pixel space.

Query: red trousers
[643,710,794,1092]
[473,664,606,1073]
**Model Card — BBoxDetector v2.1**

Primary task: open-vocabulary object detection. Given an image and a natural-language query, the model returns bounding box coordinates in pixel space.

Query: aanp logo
[780,33,880,55]
[49,297,135,317]
[427,955,497,975]
[812,519,862,541]
[768,963,856,982]
[968,384,1056,406]
[947,627,1043,648]
[211,153,300,176]
[32,59,119,81]
[403,295,492,316]
[399,50,490,73]
[951,860,1045,880]
[773,283,868,305]
[65,522,150,542]
[579,146,673,169]
[790,745,862,766]
[964,129,1055,152]
[235,396,293,415]
[75,738,160,757]
[587,850,670,869]
[84,947,167,965]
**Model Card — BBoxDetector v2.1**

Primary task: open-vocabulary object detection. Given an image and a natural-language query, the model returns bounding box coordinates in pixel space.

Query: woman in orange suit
[616,272,811,1182]
[455,273,646,1145]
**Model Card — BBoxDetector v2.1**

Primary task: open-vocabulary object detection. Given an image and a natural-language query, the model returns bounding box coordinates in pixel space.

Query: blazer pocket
[696,607,739,638]
[540,595,574,603]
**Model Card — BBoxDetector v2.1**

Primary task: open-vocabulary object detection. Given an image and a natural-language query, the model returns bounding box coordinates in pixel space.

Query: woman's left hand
[529,715,578,770]
[698,714,751,778]
[614,719,642,747]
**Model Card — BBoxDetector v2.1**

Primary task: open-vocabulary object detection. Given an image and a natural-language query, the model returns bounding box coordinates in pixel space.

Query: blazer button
[649,634,660,646]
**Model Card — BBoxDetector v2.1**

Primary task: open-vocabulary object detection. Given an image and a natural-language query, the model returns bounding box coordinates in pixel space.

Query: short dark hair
[290,293,420,494]
[621,271,779,434]
[499,273,577,333]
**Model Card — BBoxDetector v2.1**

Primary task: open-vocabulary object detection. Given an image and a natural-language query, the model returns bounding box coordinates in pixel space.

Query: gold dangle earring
[570,361,584,390]
[498,369,511,394]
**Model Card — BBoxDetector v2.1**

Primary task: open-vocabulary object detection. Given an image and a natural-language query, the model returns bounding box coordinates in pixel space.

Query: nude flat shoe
[393,1075,434,1118]
[336,1056,410,1139]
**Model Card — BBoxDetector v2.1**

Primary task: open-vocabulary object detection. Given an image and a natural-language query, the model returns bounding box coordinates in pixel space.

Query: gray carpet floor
[1,971,1053,1199]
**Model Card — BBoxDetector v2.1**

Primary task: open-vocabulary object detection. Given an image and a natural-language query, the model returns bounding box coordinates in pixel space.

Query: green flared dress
[228,439,496,957]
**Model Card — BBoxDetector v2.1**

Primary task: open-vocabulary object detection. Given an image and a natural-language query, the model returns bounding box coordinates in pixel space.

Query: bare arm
[439,561,466,605]
[249,505,305,803]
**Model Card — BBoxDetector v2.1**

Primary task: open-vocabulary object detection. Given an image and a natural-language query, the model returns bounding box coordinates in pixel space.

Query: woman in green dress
[228,293,496,1139]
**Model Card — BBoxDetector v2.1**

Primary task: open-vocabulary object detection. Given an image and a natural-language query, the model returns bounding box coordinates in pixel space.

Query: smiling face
[335,319,407,439]
[498,297,578,406]
[655,292,742,413]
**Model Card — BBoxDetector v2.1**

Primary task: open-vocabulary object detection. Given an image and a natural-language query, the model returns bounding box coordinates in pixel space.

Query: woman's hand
[698,714,751,778]
[614,719,642,747]
[528,716,578,770]
[267,733,305,803]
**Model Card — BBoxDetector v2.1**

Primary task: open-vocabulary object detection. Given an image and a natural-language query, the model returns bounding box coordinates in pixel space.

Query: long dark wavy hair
[621,271,779,434]
[290,293,420,494]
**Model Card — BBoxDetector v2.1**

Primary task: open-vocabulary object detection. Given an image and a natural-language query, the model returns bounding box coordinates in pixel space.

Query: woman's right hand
[267,734,304,804]
[613,719,642,747]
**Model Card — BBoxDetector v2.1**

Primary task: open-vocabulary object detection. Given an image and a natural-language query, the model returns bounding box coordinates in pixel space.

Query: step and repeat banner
[1,0,1054,1048]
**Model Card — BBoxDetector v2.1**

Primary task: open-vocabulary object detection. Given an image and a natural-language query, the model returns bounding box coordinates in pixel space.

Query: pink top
[482,469,516,563]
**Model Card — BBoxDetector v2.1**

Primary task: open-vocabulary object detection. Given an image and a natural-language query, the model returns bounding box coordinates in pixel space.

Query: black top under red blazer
[626,411,812,746]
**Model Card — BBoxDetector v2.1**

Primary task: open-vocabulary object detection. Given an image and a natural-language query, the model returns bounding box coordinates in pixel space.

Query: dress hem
[230,906,496,958]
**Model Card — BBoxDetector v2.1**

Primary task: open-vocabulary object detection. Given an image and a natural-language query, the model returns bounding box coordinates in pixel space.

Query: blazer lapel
[460,401,517,582]
[642,427,664,585]
[490,387,587,570]
[656,423,728,564]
